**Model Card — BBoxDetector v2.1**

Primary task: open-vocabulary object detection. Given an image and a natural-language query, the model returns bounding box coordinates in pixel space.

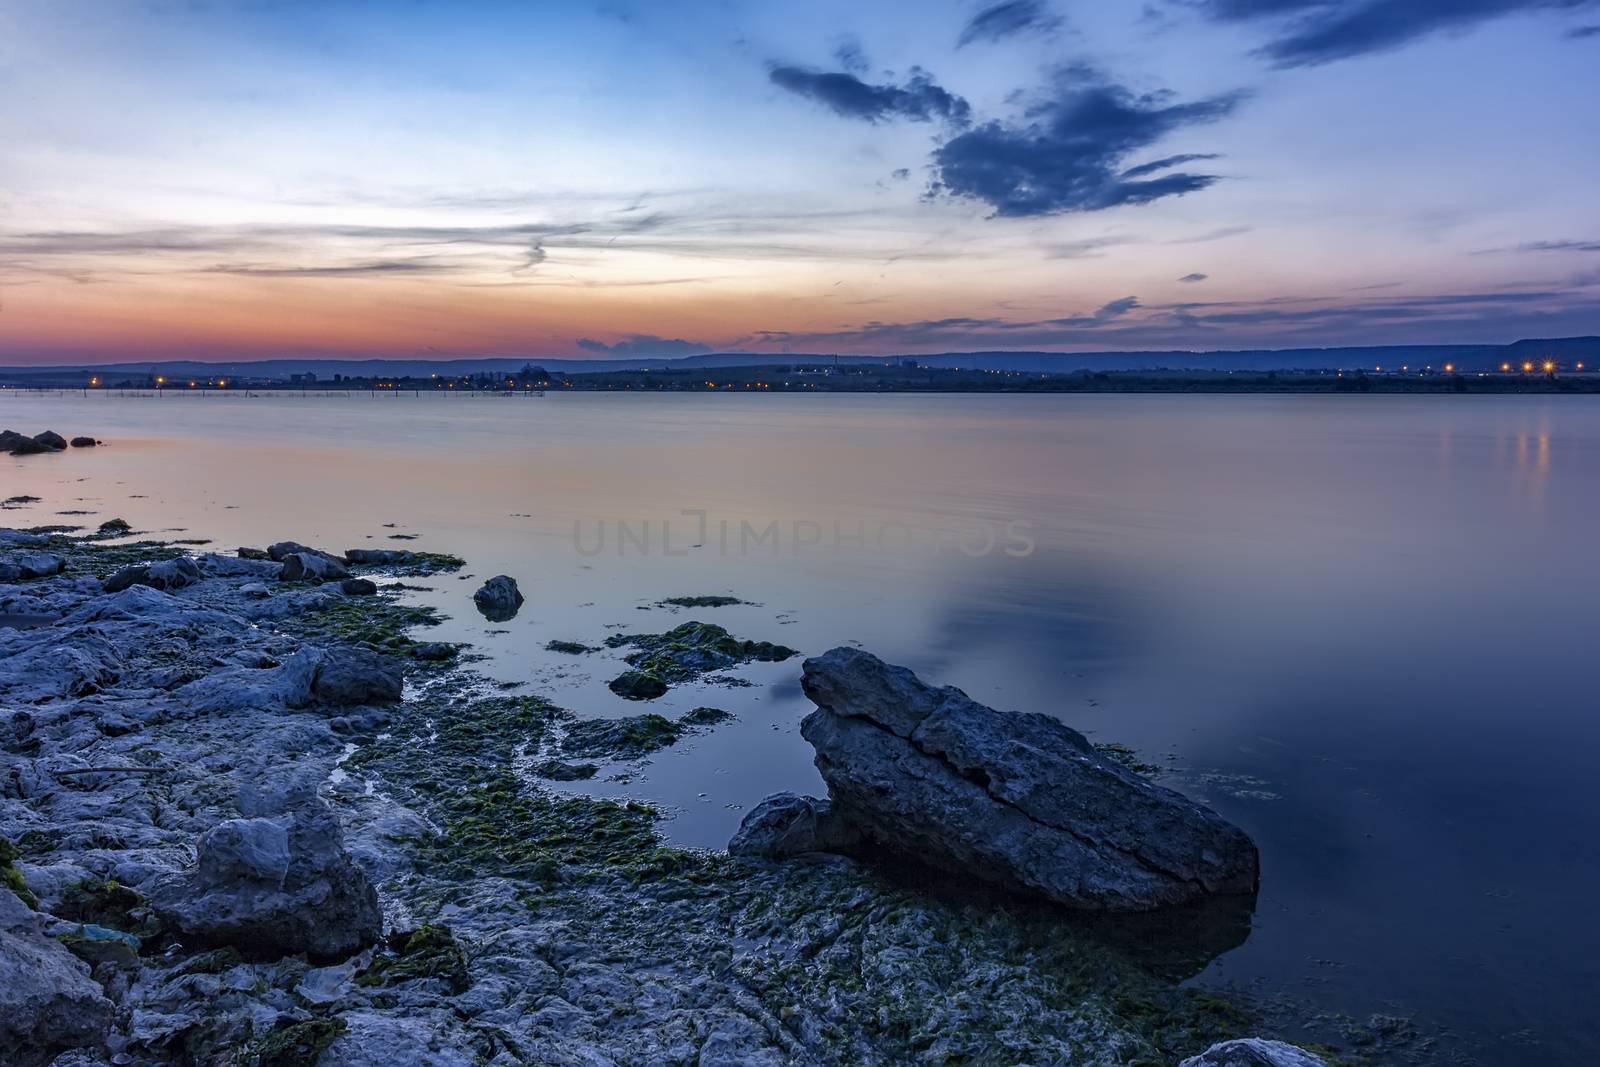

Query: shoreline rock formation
[0,525,1370,1065]
[735,647,1259,912]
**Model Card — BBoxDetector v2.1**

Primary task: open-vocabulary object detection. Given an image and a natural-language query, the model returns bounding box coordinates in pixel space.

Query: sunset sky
[2,0,1599,364]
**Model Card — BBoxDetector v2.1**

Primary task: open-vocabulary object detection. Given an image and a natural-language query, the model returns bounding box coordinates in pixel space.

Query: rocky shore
[0,524,1357,1065]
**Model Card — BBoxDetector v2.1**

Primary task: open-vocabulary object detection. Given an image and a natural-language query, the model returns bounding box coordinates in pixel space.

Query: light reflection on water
[4,391,1599,1064]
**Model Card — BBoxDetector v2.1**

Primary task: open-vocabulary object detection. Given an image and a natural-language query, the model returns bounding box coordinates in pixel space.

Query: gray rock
[0,888,114,1064]
[1180,1039,1330,1067]
[239,582,270,599]
[102,556,201,593]
[280,552,350,582]
[0,551,65,580]
[796,647,1259,911]
[472,575,523,621]
[729,792,862,859]
[408,641,456,662]
[339,577,378,596]
[150,797,382,961]
[266,540,338,563]
[197,553,283,579]
[311,647,403,706]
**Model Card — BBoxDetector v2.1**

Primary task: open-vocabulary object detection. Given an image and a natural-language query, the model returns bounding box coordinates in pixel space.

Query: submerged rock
[607,670,669,701]
[729,793,862,859]
[472,574,523,621]
[150,796,382,961]
[0,887,114,1064]
[1180,1039,1330,1067]
[344,548,414,565]
[788,647,1259,912]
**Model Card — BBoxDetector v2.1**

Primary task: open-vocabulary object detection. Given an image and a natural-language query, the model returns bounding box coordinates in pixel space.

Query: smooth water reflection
[4,391,1598,1064]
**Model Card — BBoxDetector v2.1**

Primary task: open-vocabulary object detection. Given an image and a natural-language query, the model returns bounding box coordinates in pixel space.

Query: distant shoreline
[6,367,1600,397]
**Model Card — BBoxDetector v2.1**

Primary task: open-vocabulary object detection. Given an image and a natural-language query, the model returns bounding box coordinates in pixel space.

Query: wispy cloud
[768,65,971,125]
[956,1,1063,47]
[1188,0,1597,67]
[1179,272,1209,282]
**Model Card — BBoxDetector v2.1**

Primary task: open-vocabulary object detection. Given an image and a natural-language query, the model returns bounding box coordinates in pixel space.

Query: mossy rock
[96,517,132,536]
[658,595,748,608]
[562,714,680,759]
[607,671,669,701]
[0,836,39,909]
[356,923,470,993]
[238,1017,348,1067]
[545,639,596,655]
[532,759,599,781]
[55,878,160,939]
[679,706,732,728]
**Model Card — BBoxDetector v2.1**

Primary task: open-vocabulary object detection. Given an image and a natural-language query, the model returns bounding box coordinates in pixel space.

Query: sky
[1,0,1599,364]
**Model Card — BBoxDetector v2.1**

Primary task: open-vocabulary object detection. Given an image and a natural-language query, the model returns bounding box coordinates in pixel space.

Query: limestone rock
[150,797,382,961]
[795,647,1259,911]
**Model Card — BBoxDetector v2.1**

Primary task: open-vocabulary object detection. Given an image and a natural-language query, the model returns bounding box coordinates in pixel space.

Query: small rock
[102,556,201,593]
[408,642,457,662]
[68,437,98,448]
[729,793,862,859]
[280,552,350,582]
[339,577,378,596]
[472,575,523,621]
[239,582,270,599]
[607,671,668,701]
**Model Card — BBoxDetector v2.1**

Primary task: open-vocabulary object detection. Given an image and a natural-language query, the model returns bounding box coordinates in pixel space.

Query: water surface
[5,391,1598,1064]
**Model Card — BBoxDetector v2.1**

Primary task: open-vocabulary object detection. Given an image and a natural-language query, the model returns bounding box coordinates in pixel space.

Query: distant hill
[3,338,1597,385]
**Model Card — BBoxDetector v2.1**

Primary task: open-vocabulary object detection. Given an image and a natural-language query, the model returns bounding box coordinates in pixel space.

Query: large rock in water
[791,647,1259,911]
[151,796,382,961]
[1180,1039,1329,1067]
[280,551,350,582]
[0,887,114,1064]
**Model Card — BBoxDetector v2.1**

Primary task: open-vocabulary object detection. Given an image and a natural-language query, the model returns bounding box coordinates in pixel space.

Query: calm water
[5,391,1599,1063]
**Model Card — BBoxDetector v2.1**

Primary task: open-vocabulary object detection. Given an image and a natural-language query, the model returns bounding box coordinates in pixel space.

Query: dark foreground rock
[764,647,1259,912]
[69,436,98,448]
[0,887,114,1064]
[472,574,523,621]
[729,792,862,859]
[281,551,350,582]
[151,794,382,961]
[1181,1039,1330,1066]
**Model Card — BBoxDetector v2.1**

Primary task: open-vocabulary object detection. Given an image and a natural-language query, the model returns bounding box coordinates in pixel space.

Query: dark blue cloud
[576,335,713,358]
[1568,22,1600,34]
[957,1,1062,47]
[929,82,1243,216]
[1179,272,1210,282]
[1120,152,1222,179]
[769,65,971,125]
[1191,0,1596,67]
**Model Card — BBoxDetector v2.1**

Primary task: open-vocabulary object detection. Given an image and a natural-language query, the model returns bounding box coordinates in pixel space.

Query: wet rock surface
[1181,1038,1331,1066]
[0,886,115,1064]
[786,647,1260,911]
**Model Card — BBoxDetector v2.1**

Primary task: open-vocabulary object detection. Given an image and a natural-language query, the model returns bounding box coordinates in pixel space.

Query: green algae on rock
[356,923,471,994]
[237,1017,348,1067]
[602,620,797,699]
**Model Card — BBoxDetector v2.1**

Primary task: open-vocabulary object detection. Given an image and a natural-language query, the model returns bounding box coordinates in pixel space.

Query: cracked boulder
[149,795,381,961]
[792,647,1259,912]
